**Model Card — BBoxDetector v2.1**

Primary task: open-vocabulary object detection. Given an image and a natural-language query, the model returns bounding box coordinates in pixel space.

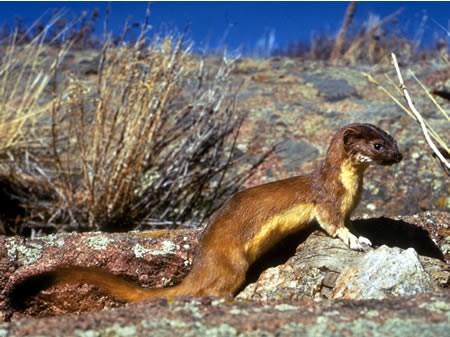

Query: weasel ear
[343,127,362,144]
[342,126,363,152]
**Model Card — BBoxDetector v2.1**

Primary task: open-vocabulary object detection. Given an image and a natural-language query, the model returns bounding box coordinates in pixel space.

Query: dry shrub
[338,10,416,65]
[0,29,67,153]
[277,5,440,65]
[0,35,271,235]
[365,54,449,175]
[0,10,103,49]
[0,21,72,235]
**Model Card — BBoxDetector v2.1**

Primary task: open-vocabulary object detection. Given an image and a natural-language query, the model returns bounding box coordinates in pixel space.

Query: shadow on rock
[244,216,444,291]
[352,217,444,261]
[7,271,59,312]
[244,225,317,286]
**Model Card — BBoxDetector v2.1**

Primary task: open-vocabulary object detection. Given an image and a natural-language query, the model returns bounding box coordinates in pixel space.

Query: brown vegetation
[276,4,446,65]
[365,54,449,176]
[0,24,272,235]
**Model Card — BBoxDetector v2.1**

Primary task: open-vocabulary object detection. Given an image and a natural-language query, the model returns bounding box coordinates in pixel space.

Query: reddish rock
[1,230,199,319]
[3,293,450,337]
[1,212,449,328]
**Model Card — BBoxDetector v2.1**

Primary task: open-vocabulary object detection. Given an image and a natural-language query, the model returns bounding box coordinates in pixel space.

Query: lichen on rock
[332,246,434,300]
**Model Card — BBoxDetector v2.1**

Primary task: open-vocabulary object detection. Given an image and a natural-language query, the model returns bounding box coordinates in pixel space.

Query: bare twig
[410,71,450,121]
[391,52,449,170]
[330,1,357,64]
[0,18,272,235]
[364,72,448,153]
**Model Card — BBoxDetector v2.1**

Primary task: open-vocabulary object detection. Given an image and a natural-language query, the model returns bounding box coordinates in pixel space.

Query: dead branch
[391,52,449,170]
[330,1,357,64]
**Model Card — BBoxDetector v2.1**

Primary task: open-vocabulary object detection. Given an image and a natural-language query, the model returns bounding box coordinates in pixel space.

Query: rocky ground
[65,51,450,217]
[0,212,449,335]
[0,55,449,335]
[232,57,449,217]
[2,294,450,337]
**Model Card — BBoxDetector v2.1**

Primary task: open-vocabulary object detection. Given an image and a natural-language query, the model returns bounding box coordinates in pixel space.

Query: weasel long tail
[9,266,177,307]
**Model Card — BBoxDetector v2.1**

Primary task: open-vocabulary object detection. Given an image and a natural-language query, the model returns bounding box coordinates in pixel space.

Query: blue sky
[0,2,448,54]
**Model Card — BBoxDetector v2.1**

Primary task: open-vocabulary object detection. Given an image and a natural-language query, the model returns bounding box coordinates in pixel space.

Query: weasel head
[341,123,403,166]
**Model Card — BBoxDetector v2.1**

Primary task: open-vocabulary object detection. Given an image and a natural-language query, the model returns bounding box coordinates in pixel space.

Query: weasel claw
[358,236,372,246]
[336,228,365,251]
[348,237,364,250]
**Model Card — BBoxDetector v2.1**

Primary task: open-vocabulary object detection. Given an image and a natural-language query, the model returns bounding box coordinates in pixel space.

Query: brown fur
[9,123,402,305]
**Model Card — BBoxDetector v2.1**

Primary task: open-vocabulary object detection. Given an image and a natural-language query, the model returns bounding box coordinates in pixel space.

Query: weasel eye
[373,143,384,151]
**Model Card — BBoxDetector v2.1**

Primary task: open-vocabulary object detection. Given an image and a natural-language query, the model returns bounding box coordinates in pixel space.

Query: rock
[78,57,100,75]
[2,293,450,337]
[393,212,450,263]
[276,138,319,172]
[300,74,358,102]
[1,212,449,327]
[238,213,449,302]
[234,60,450,218]
[0,230,199,319]
[332,246,434,300]
[237,230,361,301]
[353,101,403,120]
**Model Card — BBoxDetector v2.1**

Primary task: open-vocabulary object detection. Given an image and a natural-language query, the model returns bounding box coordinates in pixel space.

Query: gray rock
[301,74,357,101]
[277,138,319,172]
[0,230,198,319]
[78,55,100,75]
[352,101,404,120]
[237,213,449,302]
[4,294,450,337]
[333,245,435,300]
[2,213,449,320]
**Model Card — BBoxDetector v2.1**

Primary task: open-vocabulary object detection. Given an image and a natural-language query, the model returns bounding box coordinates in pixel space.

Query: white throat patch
[354,153,373,163]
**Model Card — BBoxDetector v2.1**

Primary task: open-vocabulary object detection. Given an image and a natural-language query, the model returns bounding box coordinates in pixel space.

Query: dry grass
[364,55,449,175]
[0,33,272,235]
[277,5,441,65]
[0,25,68,153]
[0,19,73,235]
[330,1,357,64]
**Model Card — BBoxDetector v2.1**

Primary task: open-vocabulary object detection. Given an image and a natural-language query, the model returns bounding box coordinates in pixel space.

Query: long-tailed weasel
[9,123,402,305]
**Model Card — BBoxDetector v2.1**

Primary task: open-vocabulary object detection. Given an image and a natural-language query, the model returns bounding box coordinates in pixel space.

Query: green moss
[142,318,187,329]
[133,243,149,258]
[141,319,238,337]
[44,233,66,248]
[63,313,450,337]
[193,323,237,337]
[274,304,299,312]
[0,326,8,337]
[6,238,42,266]
[173,300,204,320]
[75,324,136,337]
[278,322,308,336]
[74,330,98,337]
[419,300,450,314]
[150,240,177,256]
[239,331,274,337]
[275,314,450,337]
[365,310,380,318]
[86,235,112,250]
[371,318,450,337]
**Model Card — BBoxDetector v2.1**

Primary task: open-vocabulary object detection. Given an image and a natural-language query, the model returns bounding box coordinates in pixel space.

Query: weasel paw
[358,236,372,247]
[348,236,364,250]
[336,228,370,251]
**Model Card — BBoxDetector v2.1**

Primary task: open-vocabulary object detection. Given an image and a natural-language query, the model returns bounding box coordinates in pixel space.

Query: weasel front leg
[315,211,371,250]
[335,227,371,250]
